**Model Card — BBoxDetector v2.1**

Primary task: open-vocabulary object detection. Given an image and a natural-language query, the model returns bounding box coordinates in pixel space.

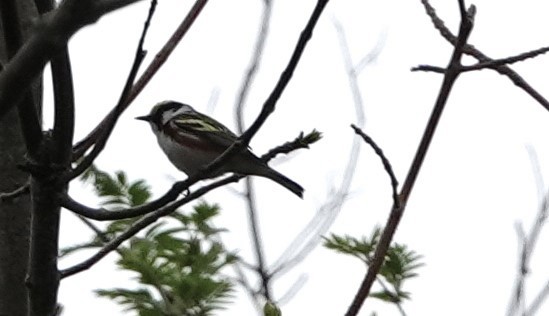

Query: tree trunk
[0,1,40,315]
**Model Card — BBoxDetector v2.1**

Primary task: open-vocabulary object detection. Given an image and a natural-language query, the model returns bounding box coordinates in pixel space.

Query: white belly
[156,132,219,176]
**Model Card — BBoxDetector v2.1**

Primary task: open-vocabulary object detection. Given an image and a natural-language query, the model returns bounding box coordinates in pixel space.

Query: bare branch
[60,177,195,220]
[240,0,329,146]
[459,45,549,72]
[261,130,321,161]
[411,64,446,73]
[420,0,549,112]
[51,49,75,166]
[351,125,399,208]
[345,3,476,315]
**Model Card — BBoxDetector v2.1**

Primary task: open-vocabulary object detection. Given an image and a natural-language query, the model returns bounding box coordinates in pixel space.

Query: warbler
[136,101,304,198]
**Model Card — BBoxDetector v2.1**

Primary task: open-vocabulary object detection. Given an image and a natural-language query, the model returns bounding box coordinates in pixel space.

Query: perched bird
[136,100,304,198]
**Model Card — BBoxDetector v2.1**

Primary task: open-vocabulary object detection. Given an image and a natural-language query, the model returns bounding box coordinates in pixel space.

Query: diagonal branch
[459,45,549,72]
[345,2,476,315]
[240,0,329,146]
[351,125,399,208]
[415,45,549,74]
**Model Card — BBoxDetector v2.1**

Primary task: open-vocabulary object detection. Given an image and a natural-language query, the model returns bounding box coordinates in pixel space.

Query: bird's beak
[135,115,152,122]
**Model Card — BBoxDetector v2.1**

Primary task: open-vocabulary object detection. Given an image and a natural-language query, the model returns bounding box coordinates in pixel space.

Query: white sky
[44,0,549,315]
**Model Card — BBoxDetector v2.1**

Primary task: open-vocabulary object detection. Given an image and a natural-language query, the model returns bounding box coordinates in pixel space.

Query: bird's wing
[172,112,238,149]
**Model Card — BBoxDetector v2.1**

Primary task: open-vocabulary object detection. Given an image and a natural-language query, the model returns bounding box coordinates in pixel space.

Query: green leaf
[324,227,423,305]
[128,180,152,206]
[370,290,401,303]
[116,171,128,186]
[76,167,235,314]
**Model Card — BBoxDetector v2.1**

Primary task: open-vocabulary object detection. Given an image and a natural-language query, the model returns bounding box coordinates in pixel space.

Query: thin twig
[459,45,549,72]
[240,0,329,146]
[260,130,321,161]
[351,125,399,208]
[411,65,446,73]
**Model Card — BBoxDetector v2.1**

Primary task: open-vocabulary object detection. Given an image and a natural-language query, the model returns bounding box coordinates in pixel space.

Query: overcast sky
[47,0,549,315]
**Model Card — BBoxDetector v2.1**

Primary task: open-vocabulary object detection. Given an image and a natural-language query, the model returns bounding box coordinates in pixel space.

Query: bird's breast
[156,131,221,176]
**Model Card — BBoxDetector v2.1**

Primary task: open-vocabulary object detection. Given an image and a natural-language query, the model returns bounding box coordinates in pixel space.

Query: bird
[136,100,304,198]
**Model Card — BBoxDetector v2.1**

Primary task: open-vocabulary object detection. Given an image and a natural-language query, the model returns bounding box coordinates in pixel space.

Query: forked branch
[345,2,476,315]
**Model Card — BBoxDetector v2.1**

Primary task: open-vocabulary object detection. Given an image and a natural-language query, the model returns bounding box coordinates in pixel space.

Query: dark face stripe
[148,101,185,128]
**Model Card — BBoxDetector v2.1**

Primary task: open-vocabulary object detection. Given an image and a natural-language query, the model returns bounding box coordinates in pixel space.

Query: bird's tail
[259,167,304,198]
